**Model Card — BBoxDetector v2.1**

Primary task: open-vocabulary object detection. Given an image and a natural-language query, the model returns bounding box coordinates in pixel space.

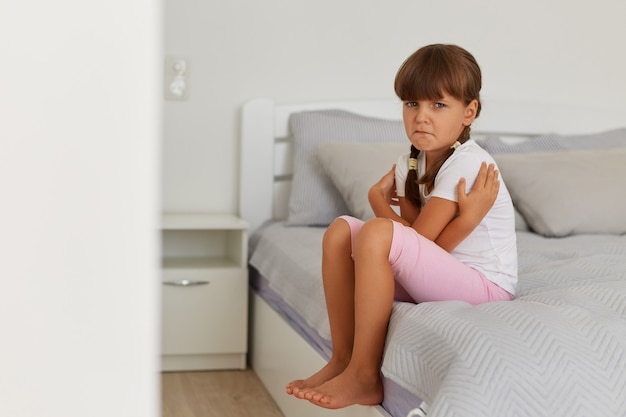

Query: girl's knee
[323,217,352,250]
[354,218,393,256]
[360,218,393,237]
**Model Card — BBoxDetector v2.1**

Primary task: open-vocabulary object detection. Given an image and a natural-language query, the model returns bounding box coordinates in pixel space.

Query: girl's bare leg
[287,218,357,396]
[302,218,395,409]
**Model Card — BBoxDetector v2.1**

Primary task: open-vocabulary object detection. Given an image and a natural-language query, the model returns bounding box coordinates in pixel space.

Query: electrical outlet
[164,56,189,101]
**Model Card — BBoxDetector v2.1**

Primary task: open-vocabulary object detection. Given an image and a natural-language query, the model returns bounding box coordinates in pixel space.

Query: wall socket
[164,56,189,101]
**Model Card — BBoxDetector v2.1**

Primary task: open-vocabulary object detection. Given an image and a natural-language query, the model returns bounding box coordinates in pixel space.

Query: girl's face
[402,92,478,158]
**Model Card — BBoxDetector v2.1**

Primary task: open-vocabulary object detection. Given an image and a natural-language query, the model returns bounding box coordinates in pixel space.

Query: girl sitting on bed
[286,44,518,409]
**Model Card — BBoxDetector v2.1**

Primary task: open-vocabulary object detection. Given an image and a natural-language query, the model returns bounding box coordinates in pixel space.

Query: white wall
[0,1,161,417]
[163,0,626,214]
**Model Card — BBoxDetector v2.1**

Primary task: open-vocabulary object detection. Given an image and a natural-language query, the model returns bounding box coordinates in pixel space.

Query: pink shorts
[339,215,512,305]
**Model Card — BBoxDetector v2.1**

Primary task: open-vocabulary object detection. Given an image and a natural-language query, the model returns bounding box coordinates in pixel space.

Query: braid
[404,145,421,207]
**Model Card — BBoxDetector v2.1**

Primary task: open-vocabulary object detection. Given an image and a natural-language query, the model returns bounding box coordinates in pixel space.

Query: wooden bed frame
[238,97,623,417]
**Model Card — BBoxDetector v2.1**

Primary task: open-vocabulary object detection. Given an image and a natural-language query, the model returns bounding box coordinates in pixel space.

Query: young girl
[286,44,517,409]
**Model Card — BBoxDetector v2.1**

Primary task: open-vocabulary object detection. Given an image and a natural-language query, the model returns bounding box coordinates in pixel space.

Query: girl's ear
[463,99,479,125]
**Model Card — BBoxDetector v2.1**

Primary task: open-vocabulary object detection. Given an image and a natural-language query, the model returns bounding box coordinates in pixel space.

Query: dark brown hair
[394,44,482,206]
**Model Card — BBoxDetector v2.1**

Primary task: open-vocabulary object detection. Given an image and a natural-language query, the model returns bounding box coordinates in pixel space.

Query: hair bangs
[395,62,445,102]
[394,45,474,103]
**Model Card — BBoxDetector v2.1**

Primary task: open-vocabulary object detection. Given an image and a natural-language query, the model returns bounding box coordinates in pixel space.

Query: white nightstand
[160,213,248,371]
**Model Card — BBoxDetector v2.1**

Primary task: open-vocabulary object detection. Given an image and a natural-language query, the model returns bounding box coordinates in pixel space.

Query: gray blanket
[250,223,626,417]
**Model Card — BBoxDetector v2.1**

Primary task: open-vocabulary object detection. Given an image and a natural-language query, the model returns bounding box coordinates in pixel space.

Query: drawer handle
[162,280,210,287]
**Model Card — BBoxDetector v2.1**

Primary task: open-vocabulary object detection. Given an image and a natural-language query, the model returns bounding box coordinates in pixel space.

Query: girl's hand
[369,165,398,206]
[457,162,500,225]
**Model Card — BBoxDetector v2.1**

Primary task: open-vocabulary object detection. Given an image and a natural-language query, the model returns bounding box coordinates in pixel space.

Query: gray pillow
[476,135,566,154]
[286,110,405,226]
[316,142,408,220]
[477,127,626,232]
[476,127,626,154]
[556,127,626,150]
[493,148,626,237]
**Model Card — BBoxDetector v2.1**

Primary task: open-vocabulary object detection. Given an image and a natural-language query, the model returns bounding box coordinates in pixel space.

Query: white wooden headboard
[239,97,623,233]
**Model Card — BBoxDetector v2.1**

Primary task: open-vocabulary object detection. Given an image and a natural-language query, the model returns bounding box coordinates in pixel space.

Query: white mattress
[249,222,626,417]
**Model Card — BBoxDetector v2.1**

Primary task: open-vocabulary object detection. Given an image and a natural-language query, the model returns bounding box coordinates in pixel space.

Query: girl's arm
[369,162,499,251]
[398,197,420,225]
[435,163,500,251]
[414,162,500,252]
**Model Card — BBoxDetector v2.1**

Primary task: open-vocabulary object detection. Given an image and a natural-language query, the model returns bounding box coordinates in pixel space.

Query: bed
[239,97,626,417]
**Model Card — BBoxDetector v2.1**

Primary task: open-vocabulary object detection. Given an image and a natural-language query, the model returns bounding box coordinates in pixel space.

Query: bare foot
[286,358,348,396]
[301,368,383,409]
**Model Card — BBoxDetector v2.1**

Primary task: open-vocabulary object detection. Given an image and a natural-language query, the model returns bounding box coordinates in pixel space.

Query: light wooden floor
[161,369,286,417]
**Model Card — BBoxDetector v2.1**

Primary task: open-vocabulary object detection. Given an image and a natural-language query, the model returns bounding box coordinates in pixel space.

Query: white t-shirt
[395,139,518,295]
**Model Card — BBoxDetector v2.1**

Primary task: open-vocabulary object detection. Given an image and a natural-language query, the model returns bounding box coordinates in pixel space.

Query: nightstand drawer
[160,213,248,371]
[161,268,247,356]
